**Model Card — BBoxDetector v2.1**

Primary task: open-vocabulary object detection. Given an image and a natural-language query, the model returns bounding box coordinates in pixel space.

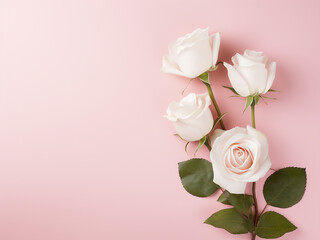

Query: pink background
[0,0,319,239]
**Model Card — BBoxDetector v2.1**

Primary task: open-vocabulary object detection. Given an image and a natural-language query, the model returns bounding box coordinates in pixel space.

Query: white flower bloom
[224,50,276,97]
[161,28,221,78]
[210,126,271,194]
[165,93,213,141]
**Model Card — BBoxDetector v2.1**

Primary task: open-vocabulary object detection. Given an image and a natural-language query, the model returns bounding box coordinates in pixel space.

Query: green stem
[251,103,257,240]
[204,83,226,130]
[252,182,258,224]
[251,104,256,129]
[204,139,212,151]
[258,204,268,220]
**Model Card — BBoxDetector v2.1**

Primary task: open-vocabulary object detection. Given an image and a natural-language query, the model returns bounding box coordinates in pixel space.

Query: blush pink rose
[210,126,271,194]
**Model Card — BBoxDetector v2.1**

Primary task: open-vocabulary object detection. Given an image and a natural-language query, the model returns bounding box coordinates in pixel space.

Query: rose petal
[231,53,267,67]
[195,93,212,119]
[244,49,263,57]
[172,28,209,61]
[246,126,269,161]
[213,168,247,194]
[165,101,180,122]
[174,28,209,51]
[236,65,268,95]
[223,62,251,97]
[174,109,213,141]
[246,156,271,182]
[210,129,225,146]
[177,39,212,78]
[212,127,247,154]
[263,61,276,93]
[161,55,189,77]
[209,32,221,67]
[173,122,203,141]
[162,28,211,78]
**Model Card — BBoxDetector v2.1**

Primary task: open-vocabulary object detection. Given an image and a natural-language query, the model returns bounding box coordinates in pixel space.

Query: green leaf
[223,191,254,215]
[222,85,239,95]
[194,136,206,155]
[263,167,306,208]
[256,211,297,238]
[243,96,254,113]
[217,192,231,205]
[254,95,260,104]
[246,218,255,233]
[198,72,210,84]
[178,158,219,197]
[211,112,227,132]
[204,208,249,234]
[268,89,278,92]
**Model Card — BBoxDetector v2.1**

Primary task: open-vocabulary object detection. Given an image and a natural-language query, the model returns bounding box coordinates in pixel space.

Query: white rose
[224,50,276,97]
[210,126,271,194]
[165,93,213,141]
[161,28,221,78]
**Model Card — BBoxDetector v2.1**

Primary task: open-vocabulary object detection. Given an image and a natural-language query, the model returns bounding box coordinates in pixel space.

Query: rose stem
[251,103,258,240]
[258,203,268,219]
[251,103,256,128]
[204,82,226,130]
[251,181,258,240]
[204,140,212,151]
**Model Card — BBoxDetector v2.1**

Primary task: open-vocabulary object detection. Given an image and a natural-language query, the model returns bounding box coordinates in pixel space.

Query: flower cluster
[161,28,306,240]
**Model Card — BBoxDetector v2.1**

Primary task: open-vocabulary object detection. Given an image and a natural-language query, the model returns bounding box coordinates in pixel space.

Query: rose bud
[224,50,276,97]
[161,28,221,79]
[165,93,213,142]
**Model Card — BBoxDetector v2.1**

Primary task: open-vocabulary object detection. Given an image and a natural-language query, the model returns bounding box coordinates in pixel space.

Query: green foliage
[243,96,254,112]
[184,142,190,153]
[217,191,253,216]
[178,158,219,197]
[204,208,249,234]
[268,89,278,92]
[211,112,227,132]
[246,218,255,233]
[222,85,239,95]
[217,192,231,205]
[223,191,253,215]
[194,136,206,155]
[242,94,260,113]
[198,72,210,84]
[263,167,306,208]
[256,211,297,238]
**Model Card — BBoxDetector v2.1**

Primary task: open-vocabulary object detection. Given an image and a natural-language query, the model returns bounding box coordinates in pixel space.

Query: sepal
[222,85,239,95]
[198,72,210,84]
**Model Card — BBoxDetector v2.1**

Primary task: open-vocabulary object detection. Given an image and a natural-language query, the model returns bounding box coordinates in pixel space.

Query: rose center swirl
[224,143,254,174]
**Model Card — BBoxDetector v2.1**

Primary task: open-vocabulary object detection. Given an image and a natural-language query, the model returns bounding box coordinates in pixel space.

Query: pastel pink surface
[0,0,319,239]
